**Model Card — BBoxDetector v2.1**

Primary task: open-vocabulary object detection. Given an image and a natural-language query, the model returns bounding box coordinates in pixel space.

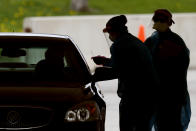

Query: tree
[70,0,89,12]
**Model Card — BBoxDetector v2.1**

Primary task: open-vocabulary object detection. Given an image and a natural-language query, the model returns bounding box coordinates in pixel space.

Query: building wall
[23,13,196,71]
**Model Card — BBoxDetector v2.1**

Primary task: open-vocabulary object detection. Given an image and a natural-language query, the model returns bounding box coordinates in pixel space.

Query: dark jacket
[35,58,65,80]
[145,30,190,103]
[105,32,158,104]
[145,30,191,129]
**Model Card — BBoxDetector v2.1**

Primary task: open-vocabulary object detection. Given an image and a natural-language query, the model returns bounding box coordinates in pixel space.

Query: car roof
[0,32,70,40]
[0,33,72,46]
[0,32,87,50]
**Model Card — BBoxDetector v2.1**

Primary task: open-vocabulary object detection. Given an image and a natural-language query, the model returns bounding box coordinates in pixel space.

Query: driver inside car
[35,46,66,80]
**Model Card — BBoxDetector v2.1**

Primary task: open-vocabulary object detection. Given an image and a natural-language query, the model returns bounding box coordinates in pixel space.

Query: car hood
[0,83,93,104]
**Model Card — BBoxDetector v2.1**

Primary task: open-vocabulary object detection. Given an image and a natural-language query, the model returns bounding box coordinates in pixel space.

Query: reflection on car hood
[0,83,92,104]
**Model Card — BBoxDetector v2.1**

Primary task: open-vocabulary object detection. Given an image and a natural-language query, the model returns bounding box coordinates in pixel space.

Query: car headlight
[64,101,100,122]
[77,107,90,121]
[65,110,77,122]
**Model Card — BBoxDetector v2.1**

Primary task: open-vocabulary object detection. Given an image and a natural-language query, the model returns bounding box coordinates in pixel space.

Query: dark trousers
[154,94,191,131]
[156,102,183,131]
[119,99,154,131]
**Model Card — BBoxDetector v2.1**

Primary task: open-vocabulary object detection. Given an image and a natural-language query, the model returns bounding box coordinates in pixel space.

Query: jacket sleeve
[93,44,119,82]
[104,43,120,71]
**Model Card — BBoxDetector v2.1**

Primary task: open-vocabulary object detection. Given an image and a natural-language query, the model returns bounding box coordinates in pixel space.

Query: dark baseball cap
[152,9,175,24]
[103,15,127,33]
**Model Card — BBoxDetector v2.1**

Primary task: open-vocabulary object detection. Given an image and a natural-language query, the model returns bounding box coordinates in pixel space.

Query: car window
[0,41,88,83]
[0,48,67,66]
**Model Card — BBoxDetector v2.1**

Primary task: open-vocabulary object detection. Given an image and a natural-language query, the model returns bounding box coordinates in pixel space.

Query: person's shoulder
[37,59,46,65]
[170,30,183,40]
[128,34,148,50]
[169,30,190,53]
[170,30,186,45]
[125,33,143,44]
[149,31,160,40]
[36,59,48,69]
[144,31,158,42]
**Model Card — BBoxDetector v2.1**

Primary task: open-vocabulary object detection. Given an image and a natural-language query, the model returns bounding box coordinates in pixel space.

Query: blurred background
[1,0,196,32]
[1,0,196,131]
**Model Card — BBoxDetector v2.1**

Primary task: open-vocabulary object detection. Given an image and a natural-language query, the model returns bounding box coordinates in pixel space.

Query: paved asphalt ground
[97,70,196,131]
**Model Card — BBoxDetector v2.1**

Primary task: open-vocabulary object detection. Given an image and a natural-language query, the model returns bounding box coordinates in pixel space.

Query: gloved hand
[91,55,108,65]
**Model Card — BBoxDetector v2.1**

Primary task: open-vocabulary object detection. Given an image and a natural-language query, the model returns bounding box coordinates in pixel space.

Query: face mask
[153,22,169,32]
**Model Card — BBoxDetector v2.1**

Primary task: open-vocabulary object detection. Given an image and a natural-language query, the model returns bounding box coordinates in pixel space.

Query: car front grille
[0,106,53,130]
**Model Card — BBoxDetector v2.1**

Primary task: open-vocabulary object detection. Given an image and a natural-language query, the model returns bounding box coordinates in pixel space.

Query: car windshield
[0,37,89,84]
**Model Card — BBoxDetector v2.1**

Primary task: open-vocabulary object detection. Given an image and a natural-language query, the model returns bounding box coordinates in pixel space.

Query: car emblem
[7,111,21,125]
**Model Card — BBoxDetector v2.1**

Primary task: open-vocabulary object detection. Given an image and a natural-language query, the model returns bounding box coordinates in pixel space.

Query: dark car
[0,33,106,131]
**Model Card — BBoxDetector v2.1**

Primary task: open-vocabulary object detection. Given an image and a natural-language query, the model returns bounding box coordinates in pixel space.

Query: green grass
[89,0,196,14]
[1,0,196,32]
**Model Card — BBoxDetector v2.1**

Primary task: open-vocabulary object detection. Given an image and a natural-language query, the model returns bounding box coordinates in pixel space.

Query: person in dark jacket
[144,9,191,131]
[35,46,65,80]
[92,15,158,131]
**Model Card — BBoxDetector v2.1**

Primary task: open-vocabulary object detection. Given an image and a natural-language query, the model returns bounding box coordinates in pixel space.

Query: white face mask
[153,21,169,32]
